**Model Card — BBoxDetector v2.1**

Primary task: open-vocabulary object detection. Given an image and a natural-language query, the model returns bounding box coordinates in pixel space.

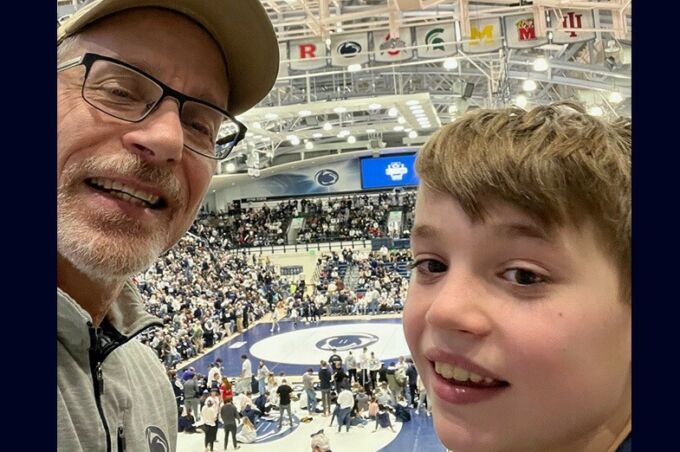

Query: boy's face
[403,185,631,452]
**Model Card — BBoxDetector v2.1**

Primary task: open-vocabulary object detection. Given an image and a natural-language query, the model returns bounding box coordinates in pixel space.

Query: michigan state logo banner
[504,13,549,49]
[462,18,503,53]
[331,32,370,66]
[289,37,328,70]
[373,27,414,62]
[550,9,596,44]
[415,24,457,58]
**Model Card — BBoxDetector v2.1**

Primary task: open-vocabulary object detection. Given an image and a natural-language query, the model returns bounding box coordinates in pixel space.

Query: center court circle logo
[316,333,379,351]
[315,169,339,186]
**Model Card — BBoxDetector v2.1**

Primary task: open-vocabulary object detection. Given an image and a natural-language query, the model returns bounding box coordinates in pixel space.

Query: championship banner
[373,27,414,62]
[504,13,549,49]
[277,42,289,77]
[331,32,370,66]
[415,24,457,58]
[289,38,328,70]
[550,9,595,44]
[462,18,503,53]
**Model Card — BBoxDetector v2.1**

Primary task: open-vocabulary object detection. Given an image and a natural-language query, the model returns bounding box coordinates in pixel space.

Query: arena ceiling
[57,0,632,181]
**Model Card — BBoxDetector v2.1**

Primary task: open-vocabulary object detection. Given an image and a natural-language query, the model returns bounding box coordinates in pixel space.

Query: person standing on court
[256,360,270,396]
[303,368,318,416]
[240,354,253,394]
[276,378,295,430]
[220,396,241,451]
[345,350,357,384]
[57,1,279,450]
[318,360,333,416]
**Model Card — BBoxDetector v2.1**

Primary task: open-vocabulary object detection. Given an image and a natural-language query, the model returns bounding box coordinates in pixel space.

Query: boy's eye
[501,268,547,286]
[409,259,448,274]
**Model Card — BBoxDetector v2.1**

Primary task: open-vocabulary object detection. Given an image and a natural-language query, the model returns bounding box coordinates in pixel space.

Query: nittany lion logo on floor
[315,333,379,351]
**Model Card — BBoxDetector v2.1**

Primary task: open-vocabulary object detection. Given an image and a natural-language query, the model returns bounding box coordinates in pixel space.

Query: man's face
[57,9,227,280]
[403,185,631,452]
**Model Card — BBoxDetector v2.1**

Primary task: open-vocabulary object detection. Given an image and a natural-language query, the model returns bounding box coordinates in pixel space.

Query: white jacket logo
[385,162,408,181]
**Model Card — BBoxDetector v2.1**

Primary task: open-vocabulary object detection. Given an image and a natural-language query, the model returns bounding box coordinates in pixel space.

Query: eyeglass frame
[57,52,247,161]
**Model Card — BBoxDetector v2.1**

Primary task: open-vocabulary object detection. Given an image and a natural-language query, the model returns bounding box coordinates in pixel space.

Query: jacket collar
[58,281,162,354]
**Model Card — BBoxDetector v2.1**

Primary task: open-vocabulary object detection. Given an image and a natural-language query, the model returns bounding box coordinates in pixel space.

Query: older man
[56,1,278,450]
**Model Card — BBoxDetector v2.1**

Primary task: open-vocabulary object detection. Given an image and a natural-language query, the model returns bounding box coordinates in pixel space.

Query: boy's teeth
[434,361,488,384]
[453,366,470,381]
[469,373,483,383]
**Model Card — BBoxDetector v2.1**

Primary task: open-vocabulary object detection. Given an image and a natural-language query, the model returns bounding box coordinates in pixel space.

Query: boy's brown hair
[416,101,631,300]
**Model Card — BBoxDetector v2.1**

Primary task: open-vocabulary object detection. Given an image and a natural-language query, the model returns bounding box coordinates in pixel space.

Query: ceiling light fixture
[522,79,538,92]
[588,106,604,117]
[532,57,549,72]
[609,91,624,103]
[514,95,528,108]
[443,57,458,70]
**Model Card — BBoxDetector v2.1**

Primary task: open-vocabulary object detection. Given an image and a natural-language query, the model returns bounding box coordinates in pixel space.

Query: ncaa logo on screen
[316,333,379,351]
[315,169,339,186]
[385,161,408,181]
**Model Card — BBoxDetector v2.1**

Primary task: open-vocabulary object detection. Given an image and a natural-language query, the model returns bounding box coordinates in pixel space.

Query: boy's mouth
[433,361,509,388]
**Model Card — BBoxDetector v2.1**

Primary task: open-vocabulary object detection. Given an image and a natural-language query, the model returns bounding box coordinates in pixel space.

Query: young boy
[403,102,631,452]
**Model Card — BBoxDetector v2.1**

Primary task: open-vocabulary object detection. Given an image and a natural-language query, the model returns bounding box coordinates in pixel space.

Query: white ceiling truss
[57,0,632,179]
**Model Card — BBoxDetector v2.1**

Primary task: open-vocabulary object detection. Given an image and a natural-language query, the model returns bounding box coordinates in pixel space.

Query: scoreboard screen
[360,154,419,189]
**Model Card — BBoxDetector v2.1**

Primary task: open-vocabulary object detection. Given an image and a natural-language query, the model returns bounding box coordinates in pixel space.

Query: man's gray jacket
[57,282,177,451]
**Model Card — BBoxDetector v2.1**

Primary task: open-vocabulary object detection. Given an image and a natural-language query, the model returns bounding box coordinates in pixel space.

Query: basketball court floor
[176,315,446,451]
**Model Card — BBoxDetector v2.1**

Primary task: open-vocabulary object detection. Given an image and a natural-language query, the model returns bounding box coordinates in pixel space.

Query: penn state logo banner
[415,23,457,58]
[331,32,370,66]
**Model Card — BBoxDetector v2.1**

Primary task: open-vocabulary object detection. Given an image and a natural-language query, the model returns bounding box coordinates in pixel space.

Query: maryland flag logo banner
[504,13,548,49]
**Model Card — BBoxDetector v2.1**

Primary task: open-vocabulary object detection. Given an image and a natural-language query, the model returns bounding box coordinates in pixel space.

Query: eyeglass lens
[82,59,239,158]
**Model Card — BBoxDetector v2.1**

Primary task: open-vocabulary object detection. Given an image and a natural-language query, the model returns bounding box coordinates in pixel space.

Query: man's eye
[501,268,547,286]
[189,120,213,137]
[409,259,447,274]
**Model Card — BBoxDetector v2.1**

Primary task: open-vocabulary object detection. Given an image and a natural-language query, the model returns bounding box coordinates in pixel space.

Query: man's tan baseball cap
[57,0,279,115]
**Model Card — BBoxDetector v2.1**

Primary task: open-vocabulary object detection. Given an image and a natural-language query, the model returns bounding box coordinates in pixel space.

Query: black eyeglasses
[57,52,246,160]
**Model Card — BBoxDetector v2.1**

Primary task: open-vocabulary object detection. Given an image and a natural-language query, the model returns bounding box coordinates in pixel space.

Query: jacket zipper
[89,324,112,452]
[87,320,163,452]
[117,426,126,452]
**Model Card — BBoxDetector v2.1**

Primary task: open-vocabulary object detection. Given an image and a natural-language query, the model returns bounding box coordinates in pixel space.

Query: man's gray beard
[57,190,168,283]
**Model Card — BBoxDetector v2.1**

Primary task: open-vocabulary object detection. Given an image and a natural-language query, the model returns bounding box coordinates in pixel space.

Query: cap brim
[57,0,278,115]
